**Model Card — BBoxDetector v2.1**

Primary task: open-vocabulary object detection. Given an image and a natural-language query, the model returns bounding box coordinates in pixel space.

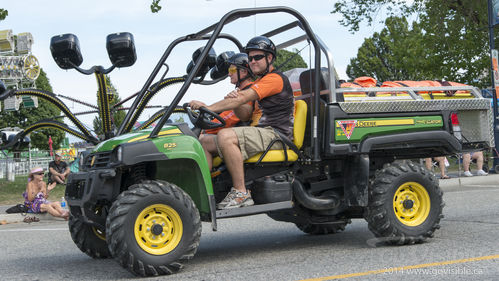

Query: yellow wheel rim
[92,227,106,241]
[134,204,183,255]
[91,206,106,241]
[393,182,431,227]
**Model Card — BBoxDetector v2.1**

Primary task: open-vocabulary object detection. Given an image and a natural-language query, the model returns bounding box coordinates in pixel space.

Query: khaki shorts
[216,126,282,160]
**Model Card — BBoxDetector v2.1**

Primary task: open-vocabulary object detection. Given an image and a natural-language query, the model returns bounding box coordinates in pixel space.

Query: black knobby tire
[365,161,444,245]
[106,180,201,277]
[68,215,111,258]
[295,220,351,235]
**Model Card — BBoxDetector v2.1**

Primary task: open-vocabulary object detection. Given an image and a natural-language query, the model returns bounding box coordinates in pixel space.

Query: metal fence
[0,157,52,179]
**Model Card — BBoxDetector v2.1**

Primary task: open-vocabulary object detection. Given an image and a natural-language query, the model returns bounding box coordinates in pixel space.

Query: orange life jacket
[340,76,378,96]
[380,80,471,99]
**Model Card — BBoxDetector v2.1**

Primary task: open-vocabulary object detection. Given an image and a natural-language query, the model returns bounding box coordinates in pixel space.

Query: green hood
[92,126,182,153]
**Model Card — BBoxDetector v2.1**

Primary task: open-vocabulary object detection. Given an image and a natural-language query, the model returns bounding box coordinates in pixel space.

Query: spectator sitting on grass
[48,153,70,184]
[23,167,69,219]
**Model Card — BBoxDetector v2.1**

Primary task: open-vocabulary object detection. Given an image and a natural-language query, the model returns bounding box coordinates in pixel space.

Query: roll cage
[0,7,332,154]
[117,6,333,162]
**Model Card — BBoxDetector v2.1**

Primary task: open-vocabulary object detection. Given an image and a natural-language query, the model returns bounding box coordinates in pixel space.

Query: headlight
[116,146,123,162]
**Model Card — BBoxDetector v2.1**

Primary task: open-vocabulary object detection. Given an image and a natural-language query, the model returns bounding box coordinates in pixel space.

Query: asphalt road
[1,179,498,281]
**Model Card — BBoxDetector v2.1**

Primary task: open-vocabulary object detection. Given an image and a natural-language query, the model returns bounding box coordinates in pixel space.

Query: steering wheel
[182,103,226,130]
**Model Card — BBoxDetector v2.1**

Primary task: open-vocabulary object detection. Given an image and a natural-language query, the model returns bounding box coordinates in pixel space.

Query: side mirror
[187,47,216,78]
[186,61,210,78]
[192,47,217,69]
[50,34,83,69]
[106,32,137,68]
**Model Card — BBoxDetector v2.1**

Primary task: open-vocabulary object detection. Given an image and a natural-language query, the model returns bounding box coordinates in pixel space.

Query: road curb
[438,173,499,188]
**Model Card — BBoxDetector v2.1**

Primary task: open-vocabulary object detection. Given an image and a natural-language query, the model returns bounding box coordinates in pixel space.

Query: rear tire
[68,215,111,258]
[106,180,201,277]
[365,161,444,245]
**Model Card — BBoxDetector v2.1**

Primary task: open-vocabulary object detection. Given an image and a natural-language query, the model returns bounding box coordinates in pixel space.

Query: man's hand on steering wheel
[188,100,207,110]
[183,102,226,130]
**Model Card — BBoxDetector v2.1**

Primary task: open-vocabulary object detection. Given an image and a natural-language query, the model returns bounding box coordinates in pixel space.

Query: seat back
[299,68,329,94]
[293,100,307,149]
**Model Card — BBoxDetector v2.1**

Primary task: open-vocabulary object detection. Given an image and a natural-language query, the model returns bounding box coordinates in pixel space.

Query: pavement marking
[301,254,499,281]
[0,228,68,232]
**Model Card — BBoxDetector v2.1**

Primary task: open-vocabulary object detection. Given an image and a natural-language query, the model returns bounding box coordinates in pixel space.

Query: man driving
[189,36,293,209]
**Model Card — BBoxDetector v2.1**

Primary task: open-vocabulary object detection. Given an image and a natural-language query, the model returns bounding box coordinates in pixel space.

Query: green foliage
[341,0,494,87]
[332,0,424,32]
[150,0,162,13]
[0,8,7,21]
[0,69,65,150]
[92,75,125,137]
[275,49,307,72]
[347,17,430,82]
[419,0,491,87]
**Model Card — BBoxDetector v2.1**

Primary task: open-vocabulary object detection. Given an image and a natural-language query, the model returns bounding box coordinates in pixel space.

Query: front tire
[365,161,444,245]
[106,180,201,277]
[69,215,111,258]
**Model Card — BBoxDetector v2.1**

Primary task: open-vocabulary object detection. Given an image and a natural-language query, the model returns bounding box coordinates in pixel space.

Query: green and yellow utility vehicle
[2,6,493,277]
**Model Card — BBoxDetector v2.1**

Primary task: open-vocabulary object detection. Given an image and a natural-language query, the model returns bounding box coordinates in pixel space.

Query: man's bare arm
[205,88,259,113]
[233,103,253,121]
[49,167,58,176]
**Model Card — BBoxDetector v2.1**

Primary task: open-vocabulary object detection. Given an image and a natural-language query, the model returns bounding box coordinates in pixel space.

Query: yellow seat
[211,100,307,168]
[245,99,307,163]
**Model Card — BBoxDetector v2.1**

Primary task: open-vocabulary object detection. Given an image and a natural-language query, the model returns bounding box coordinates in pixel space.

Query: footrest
[216,201,293,219]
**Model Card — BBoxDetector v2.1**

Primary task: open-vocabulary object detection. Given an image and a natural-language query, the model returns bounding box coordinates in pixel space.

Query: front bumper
[65,168,121,228]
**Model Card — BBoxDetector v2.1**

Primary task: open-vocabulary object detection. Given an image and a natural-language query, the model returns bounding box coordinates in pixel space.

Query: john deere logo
[90,156,96,167]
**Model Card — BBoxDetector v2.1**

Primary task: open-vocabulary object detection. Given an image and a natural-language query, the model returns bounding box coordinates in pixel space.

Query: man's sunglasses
[248,54,266,62]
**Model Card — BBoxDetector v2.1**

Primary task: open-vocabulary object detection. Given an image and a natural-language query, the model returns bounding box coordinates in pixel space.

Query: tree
[336,0,494,87]
[332,0,423,33]
[150,0,162,13]
[275,49,307,72]
[92,75,126,137]
[0,69,65,150]
[419,0,491,87]
[347,17,431,82]
[0,9,7,21]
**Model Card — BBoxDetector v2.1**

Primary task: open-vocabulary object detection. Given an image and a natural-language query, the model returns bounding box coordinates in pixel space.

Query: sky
[1,0,379,141]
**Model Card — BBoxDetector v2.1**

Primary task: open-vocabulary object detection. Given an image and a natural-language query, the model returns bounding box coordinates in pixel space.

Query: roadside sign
[21,96,38,108]
[3,96,20,111]
[491,49,499,100]
[492,0,499,26]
